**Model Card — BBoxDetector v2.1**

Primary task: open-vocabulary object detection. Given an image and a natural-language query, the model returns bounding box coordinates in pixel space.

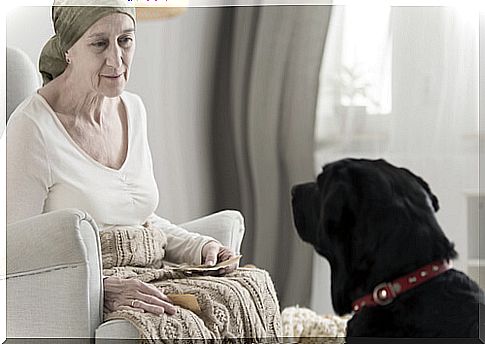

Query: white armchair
[6,46,246,340]
[6,208,245,339]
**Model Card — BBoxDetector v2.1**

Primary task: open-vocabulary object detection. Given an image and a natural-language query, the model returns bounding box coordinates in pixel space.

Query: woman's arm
[144,213,216,265]
[7,113,52,224]
[144,213,238,274]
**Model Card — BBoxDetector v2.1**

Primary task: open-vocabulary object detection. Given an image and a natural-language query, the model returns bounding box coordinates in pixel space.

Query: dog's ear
[317,164,358,315]
[317,166,357,237]
[400,168,439,212]
[320,182,351,229]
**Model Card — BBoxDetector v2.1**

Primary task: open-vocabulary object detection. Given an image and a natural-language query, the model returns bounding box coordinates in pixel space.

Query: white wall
[128,8,223,223]
[7,6,223,224]
[7,7,53,71]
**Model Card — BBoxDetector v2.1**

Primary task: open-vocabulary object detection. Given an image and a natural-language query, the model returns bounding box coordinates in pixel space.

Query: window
[311,5,480,314]
[315,5,392,150]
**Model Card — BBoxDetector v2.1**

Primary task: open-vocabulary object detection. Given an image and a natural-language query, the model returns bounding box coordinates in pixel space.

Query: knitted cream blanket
[281,306,350,342]
[100,224,282,343]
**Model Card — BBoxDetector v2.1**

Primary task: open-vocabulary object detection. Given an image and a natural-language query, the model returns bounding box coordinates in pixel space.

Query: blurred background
[6,4,482,315]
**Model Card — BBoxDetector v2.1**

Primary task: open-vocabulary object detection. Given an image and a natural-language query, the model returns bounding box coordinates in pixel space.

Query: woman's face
[66,13,136,98]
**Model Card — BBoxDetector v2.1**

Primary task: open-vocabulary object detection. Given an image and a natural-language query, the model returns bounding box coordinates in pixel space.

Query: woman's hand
[201,241,238,275]
[103,276,176,316]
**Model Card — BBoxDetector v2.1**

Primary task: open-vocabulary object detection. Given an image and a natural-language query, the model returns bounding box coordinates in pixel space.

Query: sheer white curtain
[316,5,392,151]
[312,6,479,314]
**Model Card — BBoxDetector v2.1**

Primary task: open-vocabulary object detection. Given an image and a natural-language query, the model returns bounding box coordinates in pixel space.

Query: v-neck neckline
[35,91,131,173]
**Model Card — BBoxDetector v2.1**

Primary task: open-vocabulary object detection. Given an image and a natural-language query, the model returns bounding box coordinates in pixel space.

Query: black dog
[291,158,484,338]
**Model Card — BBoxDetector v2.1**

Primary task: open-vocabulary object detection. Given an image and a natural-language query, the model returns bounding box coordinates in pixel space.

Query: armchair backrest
[6,46,41,122]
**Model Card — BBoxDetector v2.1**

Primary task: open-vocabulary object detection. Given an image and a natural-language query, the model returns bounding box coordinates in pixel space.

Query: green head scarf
[39,0,136,86]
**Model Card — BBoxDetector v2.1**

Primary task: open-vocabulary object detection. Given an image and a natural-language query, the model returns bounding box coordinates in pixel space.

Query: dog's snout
[291,181,320,248]
[291,185,298,198]
[292,182,316,198]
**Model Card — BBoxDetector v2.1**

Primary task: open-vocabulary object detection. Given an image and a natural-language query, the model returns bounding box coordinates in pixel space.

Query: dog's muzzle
[291,182,318,244]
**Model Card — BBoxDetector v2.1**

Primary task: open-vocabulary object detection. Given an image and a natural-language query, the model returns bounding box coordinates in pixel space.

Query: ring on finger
[131,299,138,308]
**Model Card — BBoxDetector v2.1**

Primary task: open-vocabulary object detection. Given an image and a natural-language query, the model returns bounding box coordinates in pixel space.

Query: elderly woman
[7,0,281,339]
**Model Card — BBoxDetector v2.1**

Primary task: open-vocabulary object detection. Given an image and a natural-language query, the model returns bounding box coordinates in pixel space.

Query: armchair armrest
[178,210,245,255]
[7,208,103,338]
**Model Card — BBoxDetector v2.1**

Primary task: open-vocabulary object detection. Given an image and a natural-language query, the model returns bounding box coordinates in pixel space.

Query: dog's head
[291,158,457,315]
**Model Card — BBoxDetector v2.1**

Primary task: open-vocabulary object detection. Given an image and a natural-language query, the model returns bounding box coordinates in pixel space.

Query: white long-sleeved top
[7,90,213,264]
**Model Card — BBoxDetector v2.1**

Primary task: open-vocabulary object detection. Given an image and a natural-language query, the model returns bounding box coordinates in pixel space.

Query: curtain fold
[212,5,332,307]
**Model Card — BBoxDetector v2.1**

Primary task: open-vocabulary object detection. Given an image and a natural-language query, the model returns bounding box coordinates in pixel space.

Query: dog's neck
[351,259,452,313]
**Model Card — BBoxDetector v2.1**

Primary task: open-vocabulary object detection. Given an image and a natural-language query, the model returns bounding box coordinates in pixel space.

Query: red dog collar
[351,259,452,313]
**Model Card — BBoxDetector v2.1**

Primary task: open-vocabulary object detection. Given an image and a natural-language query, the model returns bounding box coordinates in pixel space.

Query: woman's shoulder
[7,92,51,129]
[121,90,145,108]
[6,93,54,151]
[121,91,148,126]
